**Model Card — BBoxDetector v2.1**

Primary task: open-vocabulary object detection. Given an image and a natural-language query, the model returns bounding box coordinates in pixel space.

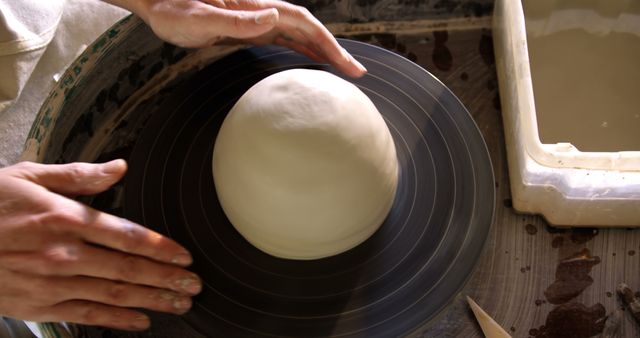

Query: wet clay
[535,299,546,306]
[544,248,601,304]
[503,198,512,208]
[432,30,452,71]
[551,236,564,248]
[569,229,598,245]
[525,223,538,235]
[529,302,606,338]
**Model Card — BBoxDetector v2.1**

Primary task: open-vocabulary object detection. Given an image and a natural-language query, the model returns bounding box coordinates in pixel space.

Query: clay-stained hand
[106,0,366,77]
[0,160,201,331]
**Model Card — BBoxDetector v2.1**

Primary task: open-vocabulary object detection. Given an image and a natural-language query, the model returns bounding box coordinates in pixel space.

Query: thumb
[17,159,127,196]
[205,8,279,39]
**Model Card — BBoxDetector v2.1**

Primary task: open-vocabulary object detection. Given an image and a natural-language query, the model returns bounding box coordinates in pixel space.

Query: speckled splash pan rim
[25,16,495,337]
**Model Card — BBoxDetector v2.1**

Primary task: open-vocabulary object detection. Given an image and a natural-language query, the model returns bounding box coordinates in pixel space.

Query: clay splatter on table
[529,303,606,338]
[544,249,601,304]
[570,229,599,245]
[525,223,538,235]
[432,30,453,71]
[551,236,564,248]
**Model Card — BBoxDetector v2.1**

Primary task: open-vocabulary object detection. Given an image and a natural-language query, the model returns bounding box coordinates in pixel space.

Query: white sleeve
[0,0,64,113]
[0,0,128,166]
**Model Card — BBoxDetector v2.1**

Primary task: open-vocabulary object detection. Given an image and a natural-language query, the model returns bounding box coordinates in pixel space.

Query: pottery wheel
[122,40,494,337]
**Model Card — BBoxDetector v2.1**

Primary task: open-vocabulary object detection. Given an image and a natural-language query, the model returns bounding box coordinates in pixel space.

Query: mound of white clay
[212,69,398,260]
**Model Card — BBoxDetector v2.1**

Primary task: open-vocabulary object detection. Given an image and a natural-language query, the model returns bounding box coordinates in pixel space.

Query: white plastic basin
[493,0,640,226]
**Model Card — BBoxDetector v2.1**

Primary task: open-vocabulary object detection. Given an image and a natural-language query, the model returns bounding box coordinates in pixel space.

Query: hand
[0,160,201,331]
[108,0,366,77]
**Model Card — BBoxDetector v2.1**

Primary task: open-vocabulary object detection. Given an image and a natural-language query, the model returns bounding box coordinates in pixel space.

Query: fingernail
[173,297,192,312]
[255,9,278,25]
[171,253,192,266]
[341,48,367,73]
[174,275,202,294]
[132,314,150,330]
[353,58,367,74]
[101,159,126,175]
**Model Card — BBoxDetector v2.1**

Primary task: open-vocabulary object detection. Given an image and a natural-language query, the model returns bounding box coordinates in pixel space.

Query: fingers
[48,198,193,267]
[274,36,324,62]
[14,160,127,196]
[202,0,366,77]
[3,270,193,316]
[37,300,151,331]
[48,276,193,315]
[0,158,203,331]
[7,159,190,267]
[277,10,366,77]
[0,243,201,295]
[65,244,202,295]
[197,6,279,40]
[221,0,367,77]
[0,271,152,331]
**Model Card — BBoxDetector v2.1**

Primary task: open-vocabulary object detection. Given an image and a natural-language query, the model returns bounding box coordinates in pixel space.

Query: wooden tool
[467,296,512,338]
